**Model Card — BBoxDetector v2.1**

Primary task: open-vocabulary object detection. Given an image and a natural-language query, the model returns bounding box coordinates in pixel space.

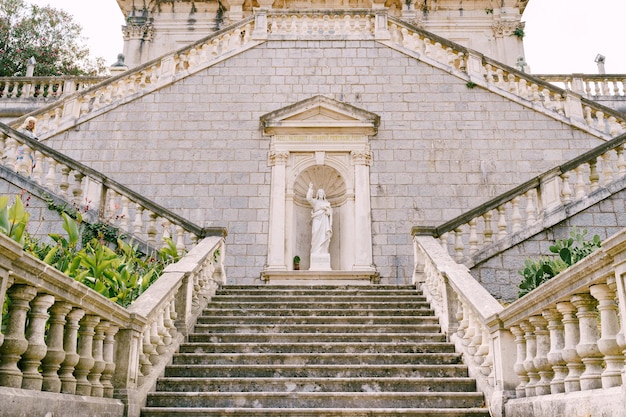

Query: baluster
[156,310,170,352]
[507,74,518,95]
[0,284,38,388]
[45,158,57,189]
[525,189,537,225]
[571,294,603,390]
[3,135,17,166]
[602,151,614,185]
[107,190,119,220]
[101,325,118,398]
[589,284,623,388]
[59,166,71,199]
[520,320,539,397]
[162,218,172,245]
[72,172,85,208]
[482,211,493,245]
[495,69,505,89]
[530,315,552,396]
[163,300,176,342]
[543,308,566,394]
[497,205,507,239]
[149,320,164,361]
[530,84,541,102]
[560,171,572,204]
[484,64,495,85]
[59,308,86,394]
[88,321,108,397]
[588,158,600,191]
[511,326,529,398]
[439,232,449,253]
[147,212,158,248]
[32,151,44,184]
[453,227,464,261]
[511,196,522,233]
[21,294,55,391]
[140,328,154,378]
[574,165,587,198]
[617,145,626,177]
[41,302,72,393]
[468,218,478,255]
[133,205,145,236]
[120,196,131,231]
[583,106,593,127]
[609,116,621,136]
[556,301,583,392]
[596,111,606,132]
[176,225,186,254]
[75,315,101,396]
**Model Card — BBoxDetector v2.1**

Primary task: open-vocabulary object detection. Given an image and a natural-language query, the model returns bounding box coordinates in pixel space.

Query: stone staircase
[141,285,489,416]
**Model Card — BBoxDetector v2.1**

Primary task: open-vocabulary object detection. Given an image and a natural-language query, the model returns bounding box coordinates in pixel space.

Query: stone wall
[471,188,626,301]
[41,39,606,284]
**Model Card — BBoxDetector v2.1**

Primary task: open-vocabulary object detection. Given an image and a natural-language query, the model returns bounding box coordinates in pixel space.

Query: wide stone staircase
[141,285,489,416]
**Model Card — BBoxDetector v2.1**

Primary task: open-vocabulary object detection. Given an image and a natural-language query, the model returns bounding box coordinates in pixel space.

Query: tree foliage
[0,0,106,76]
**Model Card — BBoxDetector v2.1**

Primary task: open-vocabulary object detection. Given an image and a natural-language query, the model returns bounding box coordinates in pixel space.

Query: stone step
[204,301,432,310]
[192,323,442,334]
[163,363,470,379]
[210,295,428,303]
[141,407,491,416]
[145,391,487,409]
[178,341,456,354]
[187,332,447,344]
[195,315,440,325]
[201,307,435,317]
[154,376,478,393]
[171,352,463,366]
[216,288,422,296]
[219,285,418,291]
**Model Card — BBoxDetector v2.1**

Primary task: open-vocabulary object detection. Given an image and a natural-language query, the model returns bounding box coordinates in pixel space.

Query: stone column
[0,284,37,388]
[352,150,374,271]
[556,301,583,393]
[21,294,55,391]
[75,314,101,396]
[267,151,289,271]
[571,294,603,390]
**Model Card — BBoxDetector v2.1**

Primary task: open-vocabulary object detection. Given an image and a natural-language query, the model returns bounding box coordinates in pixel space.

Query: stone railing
[0,76,107,101]
[412,228,626,417]
[413,131,626,265]
[0,233,226,417]
[0,122,218,252]
[266,9,375,38]
[385,17,626,139]
[536,74,626,99]
[7,16,259,140]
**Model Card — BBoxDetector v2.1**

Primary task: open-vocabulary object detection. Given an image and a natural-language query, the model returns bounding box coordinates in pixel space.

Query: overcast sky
[26,0,626,74]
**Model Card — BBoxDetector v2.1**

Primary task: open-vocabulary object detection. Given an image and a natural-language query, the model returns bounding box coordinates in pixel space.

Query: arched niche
[260,95,380,284]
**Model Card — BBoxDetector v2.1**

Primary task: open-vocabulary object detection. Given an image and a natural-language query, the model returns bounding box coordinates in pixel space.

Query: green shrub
[517,227,601,298]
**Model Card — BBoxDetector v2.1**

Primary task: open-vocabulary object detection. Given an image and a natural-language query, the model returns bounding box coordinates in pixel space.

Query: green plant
[0,195,30,245]
[466,81,477,89]
[517,227,601,298]
[293,255,301,263]
[485,8,493,14]
[513,27,525,38]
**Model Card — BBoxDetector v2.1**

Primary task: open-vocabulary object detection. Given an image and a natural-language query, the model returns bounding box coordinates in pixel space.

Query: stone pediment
[260,95,380,136]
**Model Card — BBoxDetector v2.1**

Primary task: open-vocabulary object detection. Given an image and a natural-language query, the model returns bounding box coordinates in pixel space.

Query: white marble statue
[306,182,333,255]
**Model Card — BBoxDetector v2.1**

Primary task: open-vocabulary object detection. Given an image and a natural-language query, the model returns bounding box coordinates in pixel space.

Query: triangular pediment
[260,95,380,135]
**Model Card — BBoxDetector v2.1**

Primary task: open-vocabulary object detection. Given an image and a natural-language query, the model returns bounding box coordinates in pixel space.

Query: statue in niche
[306,182,333,255]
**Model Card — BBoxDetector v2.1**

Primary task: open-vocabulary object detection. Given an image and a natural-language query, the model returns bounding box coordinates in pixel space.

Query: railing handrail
[0,122,225,240]
[413,131,626,238]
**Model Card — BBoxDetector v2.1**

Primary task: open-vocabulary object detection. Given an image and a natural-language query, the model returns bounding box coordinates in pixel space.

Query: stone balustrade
[537,74,626,98]
[266,9,375,38]
[386,17,626,138]
[0,76,106,102]
[413,132,626,265]
[0,123,216,252]
[7,16,258,140]
[412,228,626,417]
[0,233,226,417]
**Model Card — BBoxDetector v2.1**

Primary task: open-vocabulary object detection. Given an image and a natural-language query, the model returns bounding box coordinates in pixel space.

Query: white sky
[26,0,626,74]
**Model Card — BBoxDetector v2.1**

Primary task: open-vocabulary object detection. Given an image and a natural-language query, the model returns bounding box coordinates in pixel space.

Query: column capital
[351,150,372,166]
[268,151,289,166]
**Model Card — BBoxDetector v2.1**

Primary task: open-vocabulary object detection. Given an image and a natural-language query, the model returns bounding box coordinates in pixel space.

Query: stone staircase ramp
[141,285,489,417]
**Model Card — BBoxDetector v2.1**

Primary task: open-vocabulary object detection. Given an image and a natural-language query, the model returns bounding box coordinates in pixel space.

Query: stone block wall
[42,40,606,285]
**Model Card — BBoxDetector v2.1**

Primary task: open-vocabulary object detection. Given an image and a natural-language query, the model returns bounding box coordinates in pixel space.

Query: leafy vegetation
[517,227,601,298]
[0,0,106,76]
[2,195,183,307]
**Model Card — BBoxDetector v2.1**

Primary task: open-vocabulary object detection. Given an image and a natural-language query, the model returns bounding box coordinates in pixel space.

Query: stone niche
[260,95,380,285]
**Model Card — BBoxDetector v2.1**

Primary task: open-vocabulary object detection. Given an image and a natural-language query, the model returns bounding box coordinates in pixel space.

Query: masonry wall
[471,189,626,301]
[42,40,606,284]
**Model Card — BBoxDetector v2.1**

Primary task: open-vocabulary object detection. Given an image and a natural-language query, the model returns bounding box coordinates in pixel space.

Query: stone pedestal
[309,253,331,271]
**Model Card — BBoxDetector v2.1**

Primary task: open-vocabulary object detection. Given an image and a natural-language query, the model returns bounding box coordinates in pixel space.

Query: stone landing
[260,270,380,285]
